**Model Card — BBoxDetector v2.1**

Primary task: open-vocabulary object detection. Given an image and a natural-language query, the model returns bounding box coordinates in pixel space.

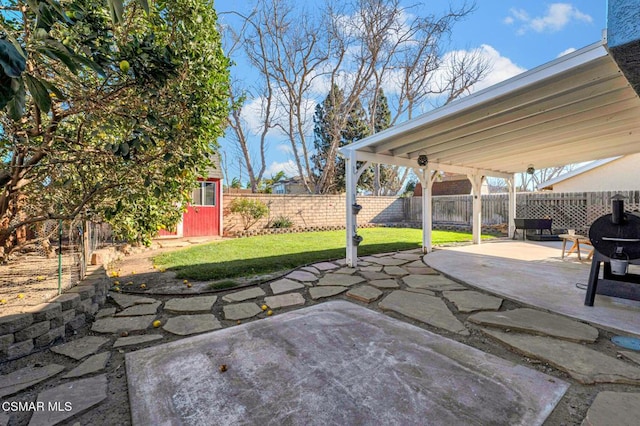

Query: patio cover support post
[507,175,517,238]
[468,174,484,244]
[414,168,436,253]
[345,148,371,267]
[345,149,357,267]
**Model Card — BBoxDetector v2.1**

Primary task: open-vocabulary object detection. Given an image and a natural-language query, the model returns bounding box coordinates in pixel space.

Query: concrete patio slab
[425,241,640,337]
[126,301,567,426]
[482,329,640,384]
[468,308,599,343]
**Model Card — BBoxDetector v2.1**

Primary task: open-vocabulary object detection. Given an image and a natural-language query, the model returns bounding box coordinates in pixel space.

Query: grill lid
[589,213,640,260]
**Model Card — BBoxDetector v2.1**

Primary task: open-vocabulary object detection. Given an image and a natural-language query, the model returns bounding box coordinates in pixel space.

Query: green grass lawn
[154,228,490,281]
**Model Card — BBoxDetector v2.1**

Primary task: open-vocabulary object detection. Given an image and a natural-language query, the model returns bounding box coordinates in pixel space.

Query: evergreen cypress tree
[373,88,391,133]
[311,84,344,192]
[338,98,373,191]
[371,88,393,194]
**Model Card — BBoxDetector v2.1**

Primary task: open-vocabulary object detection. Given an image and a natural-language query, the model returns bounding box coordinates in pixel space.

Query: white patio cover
[339,39,640,266]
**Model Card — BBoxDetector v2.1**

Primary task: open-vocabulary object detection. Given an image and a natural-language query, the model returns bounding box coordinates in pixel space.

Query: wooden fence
[404,191,640,233]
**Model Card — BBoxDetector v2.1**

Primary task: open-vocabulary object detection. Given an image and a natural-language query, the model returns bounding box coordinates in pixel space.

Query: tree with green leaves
[311,84,344,193]
[0,0,229,256]
[312,85,375,194]
[340,97,372,192]
[259,170,286,194]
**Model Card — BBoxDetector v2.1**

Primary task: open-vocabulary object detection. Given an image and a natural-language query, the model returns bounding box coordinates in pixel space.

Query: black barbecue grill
[585,195,640,306]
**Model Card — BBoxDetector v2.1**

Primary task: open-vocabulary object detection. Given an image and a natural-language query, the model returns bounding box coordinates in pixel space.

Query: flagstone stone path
[2,248,640,425]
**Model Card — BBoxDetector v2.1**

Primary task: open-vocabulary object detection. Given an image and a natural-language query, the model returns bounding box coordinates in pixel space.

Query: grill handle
[601,237,640,242]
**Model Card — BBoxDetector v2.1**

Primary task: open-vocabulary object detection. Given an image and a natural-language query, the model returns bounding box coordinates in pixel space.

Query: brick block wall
[223,194,405,235]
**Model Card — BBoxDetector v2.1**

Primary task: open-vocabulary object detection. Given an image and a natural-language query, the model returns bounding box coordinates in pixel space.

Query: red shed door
[183,179,221,237]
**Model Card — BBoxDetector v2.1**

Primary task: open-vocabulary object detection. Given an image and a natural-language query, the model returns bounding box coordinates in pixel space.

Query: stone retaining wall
[0,266,110,361]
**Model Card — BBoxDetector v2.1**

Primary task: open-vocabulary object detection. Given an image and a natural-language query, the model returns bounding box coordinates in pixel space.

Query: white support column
[414,168,436,254]
[468,174,484,245]
[507,175,517,238]
[345,149,357,267]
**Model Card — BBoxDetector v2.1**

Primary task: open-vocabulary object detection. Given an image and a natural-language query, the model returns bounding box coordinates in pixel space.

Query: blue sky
[214,1,608,185]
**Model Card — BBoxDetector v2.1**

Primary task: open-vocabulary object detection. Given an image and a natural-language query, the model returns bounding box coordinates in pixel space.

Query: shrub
[229,198,269,230]
[271,215,294,228]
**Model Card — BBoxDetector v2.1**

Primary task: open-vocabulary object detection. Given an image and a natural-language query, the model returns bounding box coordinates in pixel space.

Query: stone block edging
[0,265,111,361]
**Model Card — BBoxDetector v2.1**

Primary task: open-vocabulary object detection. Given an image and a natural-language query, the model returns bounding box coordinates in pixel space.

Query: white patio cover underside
[344,41,640,177]
[339,40,640,266]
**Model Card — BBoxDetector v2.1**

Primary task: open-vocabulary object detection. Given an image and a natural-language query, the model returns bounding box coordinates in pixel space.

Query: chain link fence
[0,219,114,315]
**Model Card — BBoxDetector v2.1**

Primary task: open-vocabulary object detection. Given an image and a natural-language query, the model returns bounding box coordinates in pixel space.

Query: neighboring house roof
[414,173,488,196]
[538,157,621,190]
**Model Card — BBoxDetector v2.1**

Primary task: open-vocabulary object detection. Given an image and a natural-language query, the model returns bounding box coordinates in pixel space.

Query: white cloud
[505,3,592,34]
[265,160,299,177]
[239,92,317,139]
[430,45,526,96]
[239,97,269,135]
[471,45,527,92]
[557,47,577,57]
[276,144,293,155]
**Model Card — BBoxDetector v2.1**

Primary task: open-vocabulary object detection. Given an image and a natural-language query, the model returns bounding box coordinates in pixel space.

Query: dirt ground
[1,243,639,426]
[0,253,80,316]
